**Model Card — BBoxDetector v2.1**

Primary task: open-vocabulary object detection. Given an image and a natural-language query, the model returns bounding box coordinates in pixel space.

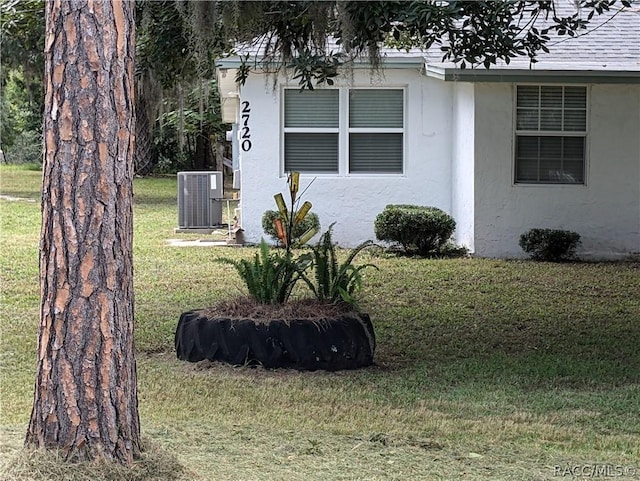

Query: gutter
[217,56,640,84]
[425,64,640,84]
[216,55,425,71]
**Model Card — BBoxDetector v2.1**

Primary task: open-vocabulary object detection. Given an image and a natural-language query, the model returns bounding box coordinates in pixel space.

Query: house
[216,3,640,259]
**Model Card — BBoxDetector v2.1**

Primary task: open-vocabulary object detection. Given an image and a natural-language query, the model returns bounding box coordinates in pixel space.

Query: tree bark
[134,92,155,175]
[26,0,140,464]
[193,130,212,170]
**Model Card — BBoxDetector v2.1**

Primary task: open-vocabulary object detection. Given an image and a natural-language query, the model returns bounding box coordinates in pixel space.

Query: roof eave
[217,56,640,83]
[425,64,640,84]
[217,57,244,70]
[217,55,426,71]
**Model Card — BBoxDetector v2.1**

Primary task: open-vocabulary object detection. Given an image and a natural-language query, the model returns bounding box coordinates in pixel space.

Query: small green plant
[218,173,320,305]
[216,239,308,304]
[262,210,320,245]
[519,228,581,262]
[219,173,375,308]
[299,223,376,307]
[374,204,456,256]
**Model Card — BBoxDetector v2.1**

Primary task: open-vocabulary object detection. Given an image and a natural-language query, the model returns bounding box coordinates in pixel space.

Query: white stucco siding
[451,82,476,252]
[238,68,455,247]
[583,84,640,257]
[473,83,640,259]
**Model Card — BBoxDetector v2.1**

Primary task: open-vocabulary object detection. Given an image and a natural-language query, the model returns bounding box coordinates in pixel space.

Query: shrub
[519,228,581,262]
[374,204,456,256]
[262,209,320,245]
[437,241,469,259]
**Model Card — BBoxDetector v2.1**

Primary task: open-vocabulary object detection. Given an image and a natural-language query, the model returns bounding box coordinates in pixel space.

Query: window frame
[281,86,406,176]
[513,84,589,186]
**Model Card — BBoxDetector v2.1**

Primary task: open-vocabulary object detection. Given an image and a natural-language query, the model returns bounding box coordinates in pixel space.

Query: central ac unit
[177,171,223,229]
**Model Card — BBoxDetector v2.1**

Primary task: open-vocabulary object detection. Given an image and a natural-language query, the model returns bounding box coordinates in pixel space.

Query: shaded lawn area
[1,165,639,480]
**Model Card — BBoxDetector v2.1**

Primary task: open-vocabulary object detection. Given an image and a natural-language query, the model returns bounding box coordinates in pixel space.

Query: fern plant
[299,224,377,307]
[217,239,309,304]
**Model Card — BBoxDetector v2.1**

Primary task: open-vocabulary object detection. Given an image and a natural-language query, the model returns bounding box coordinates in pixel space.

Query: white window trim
[281,86,407,177]
[513,83,589,186]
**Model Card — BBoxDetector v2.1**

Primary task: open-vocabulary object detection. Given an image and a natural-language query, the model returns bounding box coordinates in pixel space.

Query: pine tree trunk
[194,131,211,170]
[26,0,141,464]
[134,94,155,175]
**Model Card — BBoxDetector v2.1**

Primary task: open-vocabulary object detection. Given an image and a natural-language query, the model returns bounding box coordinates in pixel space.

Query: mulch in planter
[174,301,375,371]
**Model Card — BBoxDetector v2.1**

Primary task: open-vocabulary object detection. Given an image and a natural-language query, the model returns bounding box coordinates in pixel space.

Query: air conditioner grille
[177,171,223,229]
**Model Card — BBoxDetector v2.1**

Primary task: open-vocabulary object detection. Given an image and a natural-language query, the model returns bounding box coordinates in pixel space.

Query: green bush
[519,228,581,262]
[262,209,320,244]
[374,204,456,256]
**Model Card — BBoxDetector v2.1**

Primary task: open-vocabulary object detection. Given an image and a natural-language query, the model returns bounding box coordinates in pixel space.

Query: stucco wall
[473,83,640,259]
[237,69,639,259]
[238,68,454,247]
[451,82,476,252]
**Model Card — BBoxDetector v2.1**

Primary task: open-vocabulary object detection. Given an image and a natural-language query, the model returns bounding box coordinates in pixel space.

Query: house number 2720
[241,101,252,152]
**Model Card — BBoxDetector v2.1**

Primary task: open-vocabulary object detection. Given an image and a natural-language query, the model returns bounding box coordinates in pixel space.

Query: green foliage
[135,1,208,87]
[1,69,42,134]
[1,1,45,156]
[227,176,374,308]
[262,210,320,245]
[1,68,43,157]
[299,224,376,307]
[216,239,307,304]
[436,241,469,259]
[220,226,374,308]
[374,204,456,256]
[216,1,627,89]
[2,129,42,165]
[143,79,228,174]
[135,2,231,174]
[519,228,581,262]
[0,0,45,77]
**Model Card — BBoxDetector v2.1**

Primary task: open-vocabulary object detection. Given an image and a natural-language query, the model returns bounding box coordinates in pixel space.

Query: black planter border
[175,310,375,371]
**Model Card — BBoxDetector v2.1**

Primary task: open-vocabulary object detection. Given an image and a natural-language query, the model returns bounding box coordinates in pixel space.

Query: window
[515,85,587,184]
[349,89,404,173]
[284,89,339,173]
[283,88,404,174]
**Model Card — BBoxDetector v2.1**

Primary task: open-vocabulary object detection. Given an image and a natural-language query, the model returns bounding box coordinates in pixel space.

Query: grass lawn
[1,164,639,480]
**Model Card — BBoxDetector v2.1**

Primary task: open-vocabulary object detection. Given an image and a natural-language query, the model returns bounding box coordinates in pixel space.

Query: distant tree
[1,69,42,162]
[0,0,45,159]
[0,0,45,80]
[134,0,194,174]
[0,0,229,173]
[25,0,140,463]
[134,1,232,173]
